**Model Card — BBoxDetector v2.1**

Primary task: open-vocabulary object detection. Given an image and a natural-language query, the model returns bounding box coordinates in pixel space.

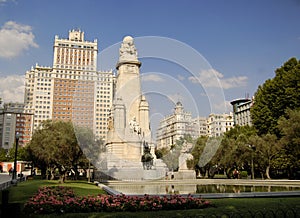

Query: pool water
[108,184,300,195]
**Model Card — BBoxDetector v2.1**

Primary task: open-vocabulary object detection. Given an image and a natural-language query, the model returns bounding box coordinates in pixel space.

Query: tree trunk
[266,165,271,179]
[41,167,47,179]
[59,173,66,183]
[58,167,67,183]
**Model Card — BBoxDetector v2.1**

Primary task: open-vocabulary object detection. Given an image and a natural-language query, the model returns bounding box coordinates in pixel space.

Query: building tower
[24,30,114,140]
[52,29,98,130]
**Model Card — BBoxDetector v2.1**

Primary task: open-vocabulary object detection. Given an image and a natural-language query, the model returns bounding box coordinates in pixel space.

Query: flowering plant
[24,186,211,214]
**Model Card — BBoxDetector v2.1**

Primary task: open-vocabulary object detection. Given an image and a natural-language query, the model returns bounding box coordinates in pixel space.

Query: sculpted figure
[129,116,141,134]
[119,36,138,62]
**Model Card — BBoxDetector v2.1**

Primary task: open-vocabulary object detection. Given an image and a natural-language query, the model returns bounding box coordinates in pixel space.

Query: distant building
[191,116,208,137]
[0,103,33,149]
[230,98,253,126]
[156,102,235,148]
[156,101,193,149]
[207,113,234,137]
[24,30,114,140]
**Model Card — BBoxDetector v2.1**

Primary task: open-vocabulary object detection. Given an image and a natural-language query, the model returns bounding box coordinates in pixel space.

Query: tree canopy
[251,57,300,136]
[27,120,93,182]
[277,109,300,176]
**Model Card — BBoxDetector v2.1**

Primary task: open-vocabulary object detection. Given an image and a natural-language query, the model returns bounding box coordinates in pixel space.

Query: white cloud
[188,69,247,89]
[167,93,183,104]
[212,100,233,114]
[0,75,25,103]
[141,74,165,82]
[177,74,185,81]
[0,21,38,59]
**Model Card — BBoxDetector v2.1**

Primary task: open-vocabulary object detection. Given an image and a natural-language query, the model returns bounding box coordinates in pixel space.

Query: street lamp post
[12,132,20,184]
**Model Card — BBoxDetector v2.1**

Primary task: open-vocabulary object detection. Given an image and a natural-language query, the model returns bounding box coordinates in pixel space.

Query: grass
[1,178,106,204]
[1,178,300,217]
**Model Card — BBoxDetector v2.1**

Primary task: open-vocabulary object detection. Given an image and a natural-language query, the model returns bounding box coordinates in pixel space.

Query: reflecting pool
[108,183,300,195]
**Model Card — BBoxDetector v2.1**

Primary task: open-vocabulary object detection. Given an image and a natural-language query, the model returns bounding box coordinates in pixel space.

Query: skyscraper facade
[24,30,114,140]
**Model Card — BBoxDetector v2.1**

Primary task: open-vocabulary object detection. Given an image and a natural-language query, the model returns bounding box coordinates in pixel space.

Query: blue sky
[0,0,300,122]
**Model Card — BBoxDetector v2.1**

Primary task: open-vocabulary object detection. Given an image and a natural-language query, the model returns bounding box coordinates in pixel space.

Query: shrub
[240,171,248,179]
[23,186,211,214]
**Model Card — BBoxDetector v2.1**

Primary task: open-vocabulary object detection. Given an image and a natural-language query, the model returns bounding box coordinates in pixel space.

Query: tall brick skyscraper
[24,30,113,140]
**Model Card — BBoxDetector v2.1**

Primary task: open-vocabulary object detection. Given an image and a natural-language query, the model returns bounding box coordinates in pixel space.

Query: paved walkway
[0,174,12,183]
[0,174,13,190]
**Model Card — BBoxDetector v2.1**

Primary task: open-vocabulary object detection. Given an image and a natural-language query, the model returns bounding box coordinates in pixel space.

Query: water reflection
[108,184,300,195]
[196,184,300,194]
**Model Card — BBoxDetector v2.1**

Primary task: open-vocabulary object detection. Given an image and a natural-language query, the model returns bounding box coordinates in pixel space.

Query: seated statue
[141,141,154,170]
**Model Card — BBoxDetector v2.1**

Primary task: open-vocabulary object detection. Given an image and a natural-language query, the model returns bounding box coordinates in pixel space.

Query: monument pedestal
[176,170,196,180]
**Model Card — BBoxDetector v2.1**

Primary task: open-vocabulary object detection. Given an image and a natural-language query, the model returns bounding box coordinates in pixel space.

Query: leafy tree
[212,126,257,178]
[155,147,168,159]
[190,136,208,177]
[249,133,282,179]
[0,148,8,162]
[6,145,29,161]
[251,58,300,136]
[156,136,192,171]
[74,125,104,179]
[27,120,89,182]
[277,109,300,178]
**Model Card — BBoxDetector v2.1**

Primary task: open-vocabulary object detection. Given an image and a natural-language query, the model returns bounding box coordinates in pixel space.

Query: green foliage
[155,147,168,159]
[74,125,103,168]
[156,136,195,171]
[240,171,248,178]
[0,145,29,162]
[251,133,282,179]
[191,136,208,168]
[186,158,194,170]
[27,120,90,181]
[277,109,300,173]
[0,148,9,161]
[213,126,256,168]
[251,58,300,136]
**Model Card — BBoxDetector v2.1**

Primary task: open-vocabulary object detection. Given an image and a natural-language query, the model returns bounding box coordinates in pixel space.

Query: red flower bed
[23,186,211,214]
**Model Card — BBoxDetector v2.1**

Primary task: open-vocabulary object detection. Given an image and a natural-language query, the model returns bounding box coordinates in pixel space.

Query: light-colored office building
[24,65,53,129]
[24,30,114,140]
[206,113,234,137]
[230,98,253,126]
[156,102,234,149]
[191,116,208,137]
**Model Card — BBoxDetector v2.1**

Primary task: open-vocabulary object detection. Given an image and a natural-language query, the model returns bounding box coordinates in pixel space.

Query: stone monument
[99,36,166,180]
[177,142,196,179]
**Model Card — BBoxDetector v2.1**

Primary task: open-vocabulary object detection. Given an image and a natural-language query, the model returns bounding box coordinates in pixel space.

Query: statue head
[123,36,134,44]
[119,36,138,62]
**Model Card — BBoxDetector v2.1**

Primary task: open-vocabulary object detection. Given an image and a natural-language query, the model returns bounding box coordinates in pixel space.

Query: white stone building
[156,101,193,149]
[191,116,208,137]
[206,113,234,137]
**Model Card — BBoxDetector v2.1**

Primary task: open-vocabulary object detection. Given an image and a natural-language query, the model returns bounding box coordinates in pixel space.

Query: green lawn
[1,179,300,217]
[1,178,106,204]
